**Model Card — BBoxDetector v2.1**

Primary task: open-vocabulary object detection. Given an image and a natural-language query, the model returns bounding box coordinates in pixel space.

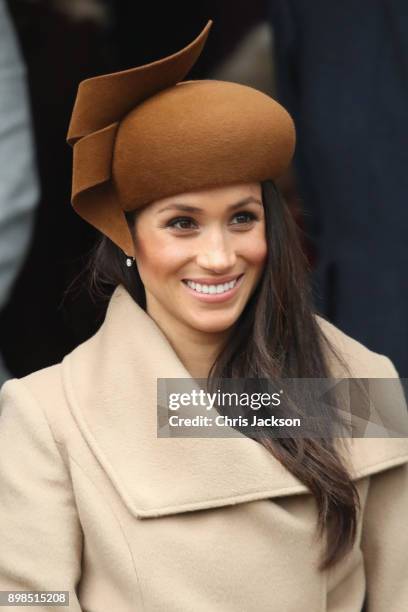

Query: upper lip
[182,273,243,284]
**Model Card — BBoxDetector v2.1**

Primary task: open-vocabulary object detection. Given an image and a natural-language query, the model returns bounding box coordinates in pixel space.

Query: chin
[188,312,239,334]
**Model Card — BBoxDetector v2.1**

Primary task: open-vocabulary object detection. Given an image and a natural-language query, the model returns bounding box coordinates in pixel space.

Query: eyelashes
[165,211,259,231]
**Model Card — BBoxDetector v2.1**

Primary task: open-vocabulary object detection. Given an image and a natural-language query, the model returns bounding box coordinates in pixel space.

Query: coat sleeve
[0,378,83,611]
[360,354,408,611]
[361,462,408,611]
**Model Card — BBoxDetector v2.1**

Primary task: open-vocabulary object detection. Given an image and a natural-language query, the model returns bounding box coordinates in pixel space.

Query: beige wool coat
[0,285,407,612]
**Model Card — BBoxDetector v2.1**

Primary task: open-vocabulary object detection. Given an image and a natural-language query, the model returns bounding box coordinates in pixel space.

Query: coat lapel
[62,286,408,519]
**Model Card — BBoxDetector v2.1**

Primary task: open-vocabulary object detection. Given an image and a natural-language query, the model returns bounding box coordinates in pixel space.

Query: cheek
[240,228,268,267]
[134,232,189,280]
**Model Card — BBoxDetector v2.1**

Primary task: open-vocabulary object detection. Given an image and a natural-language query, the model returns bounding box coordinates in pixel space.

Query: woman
[0,20,407,612]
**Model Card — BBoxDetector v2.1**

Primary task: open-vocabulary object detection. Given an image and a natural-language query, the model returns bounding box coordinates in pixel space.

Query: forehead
[146,182,262,214]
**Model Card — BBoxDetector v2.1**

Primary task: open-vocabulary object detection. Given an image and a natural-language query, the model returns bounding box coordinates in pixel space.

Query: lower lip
[182,275,245,303]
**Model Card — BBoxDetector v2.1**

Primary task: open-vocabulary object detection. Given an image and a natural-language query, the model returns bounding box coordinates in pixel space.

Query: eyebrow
[157,196,263,214]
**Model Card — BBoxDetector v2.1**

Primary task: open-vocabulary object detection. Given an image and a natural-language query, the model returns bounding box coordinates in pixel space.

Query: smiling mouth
[182,274,244,295]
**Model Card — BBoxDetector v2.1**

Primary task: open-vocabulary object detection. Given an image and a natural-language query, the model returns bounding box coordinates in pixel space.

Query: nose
[196,229,237,272]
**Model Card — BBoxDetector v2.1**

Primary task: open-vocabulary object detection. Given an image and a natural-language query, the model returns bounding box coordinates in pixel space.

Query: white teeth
[185,277,240,294]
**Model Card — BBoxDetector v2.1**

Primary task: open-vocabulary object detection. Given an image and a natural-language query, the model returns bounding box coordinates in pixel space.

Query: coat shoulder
[16,361,65,404]
[315,315,398,378]
[3,360,76,447]
[315,317,408,477]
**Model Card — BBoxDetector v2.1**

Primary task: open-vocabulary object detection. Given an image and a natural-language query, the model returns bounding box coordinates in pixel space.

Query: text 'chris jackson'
[167,389,301,428]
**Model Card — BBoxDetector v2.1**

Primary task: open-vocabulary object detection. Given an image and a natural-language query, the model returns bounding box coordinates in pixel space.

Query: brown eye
[167,217,197,230]
[230,211,257,225]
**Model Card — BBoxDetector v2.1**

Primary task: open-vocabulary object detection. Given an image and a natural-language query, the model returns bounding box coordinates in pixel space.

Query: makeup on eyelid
[162,210,261,231]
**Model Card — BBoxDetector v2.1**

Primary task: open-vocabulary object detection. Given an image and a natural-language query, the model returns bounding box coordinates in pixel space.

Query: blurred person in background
[0,0,39,387]
[268,0,408,376]
[0,0,112,378]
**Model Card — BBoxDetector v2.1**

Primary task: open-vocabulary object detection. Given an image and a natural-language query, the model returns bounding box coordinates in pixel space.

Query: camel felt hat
[67,20,296,253]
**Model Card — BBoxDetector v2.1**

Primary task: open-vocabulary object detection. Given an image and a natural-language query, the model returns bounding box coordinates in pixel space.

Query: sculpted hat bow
[67,20,296,253]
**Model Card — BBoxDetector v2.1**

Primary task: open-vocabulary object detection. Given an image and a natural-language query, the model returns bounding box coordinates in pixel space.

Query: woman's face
[132,182,267,334]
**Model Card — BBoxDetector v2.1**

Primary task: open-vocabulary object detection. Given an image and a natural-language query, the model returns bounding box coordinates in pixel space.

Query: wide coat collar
[62,286,408,519]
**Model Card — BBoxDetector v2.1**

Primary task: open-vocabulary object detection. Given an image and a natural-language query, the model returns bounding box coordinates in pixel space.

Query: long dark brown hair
[86,179,360,571]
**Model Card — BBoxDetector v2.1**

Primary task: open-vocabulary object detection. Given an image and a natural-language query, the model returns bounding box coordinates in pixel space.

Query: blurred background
[0,0,407,385]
